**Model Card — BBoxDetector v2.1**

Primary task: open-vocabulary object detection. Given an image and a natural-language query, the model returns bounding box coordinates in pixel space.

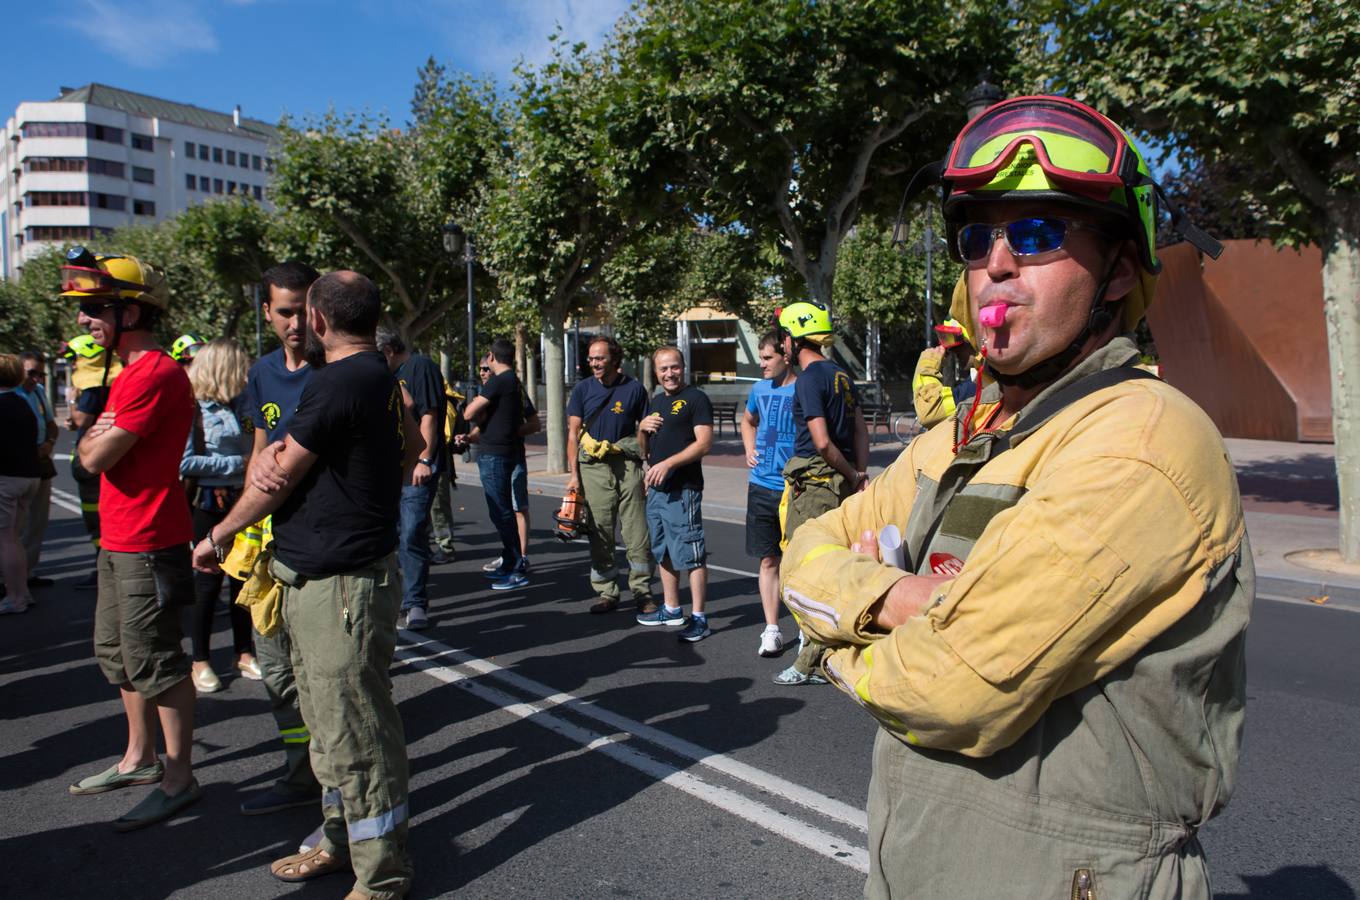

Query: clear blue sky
[4,0,631,126]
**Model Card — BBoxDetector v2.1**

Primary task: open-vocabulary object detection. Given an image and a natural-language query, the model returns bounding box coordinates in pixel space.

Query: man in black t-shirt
[636,346,714,642]
[377,328,446,631]
[192,272,420,899]
[459,338,530,590]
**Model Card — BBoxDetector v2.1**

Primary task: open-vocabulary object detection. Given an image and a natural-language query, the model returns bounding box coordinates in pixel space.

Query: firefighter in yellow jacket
[910,318,976,428]
[781,95,1249,898]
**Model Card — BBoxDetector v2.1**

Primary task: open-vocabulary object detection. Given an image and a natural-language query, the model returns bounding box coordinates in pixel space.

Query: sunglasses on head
[956,217,1110,262]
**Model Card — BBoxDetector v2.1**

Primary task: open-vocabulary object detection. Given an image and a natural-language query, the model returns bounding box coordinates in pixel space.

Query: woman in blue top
[180,339,258,692]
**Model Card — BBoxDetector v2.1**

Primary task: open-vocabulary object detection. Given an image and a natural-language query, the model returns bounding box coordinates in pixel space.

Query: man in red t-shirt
[63,248,202,831]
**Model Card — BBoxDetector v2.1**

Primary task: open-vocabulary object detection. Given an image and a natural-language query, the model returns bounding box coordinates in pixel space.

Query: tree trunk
[541,311,568,473]
[642,356,655,392]
[514,323,527,381]
[803,257,835,309]
[1322,231,1360,561]
[525,347,538,409]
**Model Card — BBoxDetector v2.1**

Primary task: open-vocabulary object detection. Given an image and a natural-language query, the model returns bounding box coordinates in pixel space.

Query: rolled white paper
[878,524,906,571]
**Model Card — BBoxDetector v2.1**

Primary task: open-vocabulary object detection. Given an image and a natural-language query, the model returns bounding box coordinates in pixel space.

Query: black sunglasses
[957,217,1110,262]
[78,300,118,317]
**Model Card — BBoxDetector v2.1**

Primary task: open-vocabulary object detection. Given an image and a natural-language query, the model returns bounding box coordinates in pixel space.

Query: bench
[712,401,739,438]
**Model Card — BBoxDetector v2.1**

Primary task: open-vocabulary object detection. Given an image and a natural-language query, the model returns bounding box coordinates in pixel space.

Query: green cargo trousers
[781,455,855,677]
[252,625,322,798]
[428,466,456,554]
[580,452,653,601]
[273,554,413,900]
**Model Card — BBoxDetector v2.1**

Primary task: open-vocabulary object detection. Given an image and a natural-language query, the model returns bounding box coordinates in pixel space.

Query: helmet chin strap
[985,254,1124,390]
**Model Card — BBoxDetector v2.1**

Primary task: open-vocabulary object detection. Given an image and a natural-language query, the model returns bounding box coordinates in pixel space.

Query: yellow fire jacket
[783,338,1250,756]
[781,338,1253,895]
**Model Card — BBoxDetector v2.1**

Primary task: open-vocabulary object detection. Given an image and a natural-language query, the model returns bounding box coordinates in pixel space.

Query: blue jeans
[399,480,436,611]
[477,452,523,573]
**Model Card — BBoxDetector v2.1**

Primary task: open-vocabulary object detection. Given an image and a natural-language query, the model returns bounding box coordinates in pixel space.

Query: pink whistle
[979,304,1008,328]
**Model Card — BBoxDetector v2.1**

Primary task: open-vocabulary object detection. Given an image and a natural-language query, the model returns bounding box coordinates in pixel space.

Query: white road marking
[395,635,870,873]
[50,487,83,516]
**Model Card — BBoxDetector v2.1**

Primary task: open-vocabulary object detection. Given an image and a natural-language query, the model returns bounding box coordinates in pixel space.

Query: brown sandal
[270,846,350,883]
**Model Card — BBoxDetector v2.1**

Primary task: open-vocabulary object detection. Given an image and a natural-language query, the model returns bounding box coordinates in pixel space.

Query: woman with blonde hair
[180,338,258,691]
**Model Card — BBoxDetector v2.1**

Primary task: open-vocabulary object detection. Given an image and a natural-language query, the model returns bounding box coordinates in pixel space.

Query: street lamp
[963,71,1004,122]
[443,220,476,395]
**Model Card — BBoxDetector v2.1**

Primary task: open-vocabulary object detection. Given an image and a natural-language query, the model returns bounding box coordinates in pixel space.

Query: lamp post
[963,71,1004,122]
[442,220,476,396]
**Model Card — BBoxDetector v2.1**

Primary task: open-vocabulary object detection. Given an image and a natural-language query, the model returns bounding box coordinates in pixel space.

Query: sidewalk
[503,433,1359,610]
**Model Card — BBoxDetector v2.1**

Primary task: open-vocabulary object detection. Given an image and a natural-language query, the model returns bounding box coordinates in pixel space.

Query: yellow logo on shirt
[833,372,857,410]
[261,402,282,430]
[610,400,624,414]
[670,399,687,415]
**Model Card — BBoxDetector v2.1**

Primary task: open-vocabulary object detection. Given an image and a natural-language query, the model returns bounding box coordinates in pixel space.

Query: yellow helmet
[60,246,170,310]
[64,334,123,389]
[934,318,971,348]
[777,300,833,340]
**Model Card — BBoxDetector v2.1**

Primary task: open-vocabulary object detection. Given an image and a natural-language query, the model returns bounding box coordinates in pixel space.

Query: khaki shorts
[0,475,39,530]
[94,547,193,698]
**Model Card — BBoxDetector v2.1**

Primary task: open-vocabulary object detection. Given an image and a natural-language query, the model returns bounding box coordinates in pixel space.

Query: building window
[251,154,262,171]
[132,166,155,184]
[25,191,87,207]
[89,158,125,177]
[185,140,196,156]
[252,184,263,201]
[20,122,125,143]
[200,175,211,191]
[226,149,236,166]
[25,225,98,242]
[186,173,196,190]
[213,178,223,194]
[227,180,237,194]
[198,144,209,161]
[93,124,124,144]
[239,153,249,169]
[94,193,126,211]
[130,133,154,152]
[212,147,223,163]
[24,156,85,173]
[265,157,275,173]
[133,199,156,216]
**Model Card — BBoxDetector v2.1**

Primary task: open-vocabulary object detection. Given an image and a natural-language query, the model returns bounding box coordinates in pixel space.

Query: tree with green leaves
[175,197,275,340]
[481,36,682,472]
[1035,0,1360,558]
[618,0,1017,311]
[270,72,505,343]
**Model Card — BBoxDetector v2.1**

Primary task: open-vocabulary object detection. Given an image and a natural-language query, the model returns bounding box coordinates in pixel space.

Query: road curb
[1255,573,1360,611]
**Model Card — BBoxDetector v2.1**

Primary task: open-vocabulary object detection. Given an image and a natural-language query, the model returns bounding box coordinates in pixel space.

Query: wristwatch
[418,457,436,467]
[205,529,228,564]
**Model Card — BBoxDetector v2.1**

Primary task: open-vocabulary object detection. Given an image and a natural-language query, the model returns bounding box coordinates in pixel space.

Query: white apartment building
[1,83,277,280]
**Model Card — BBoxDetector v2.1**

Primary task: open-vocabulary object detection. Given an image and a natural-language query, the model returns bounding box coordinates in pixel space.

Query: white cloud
[62,0,218,68]
[401,0,632,82]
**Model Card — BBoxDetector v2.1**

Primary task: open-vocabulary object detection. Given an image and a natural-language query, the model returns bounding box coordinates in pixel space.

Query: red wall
[1147,240,1332,442]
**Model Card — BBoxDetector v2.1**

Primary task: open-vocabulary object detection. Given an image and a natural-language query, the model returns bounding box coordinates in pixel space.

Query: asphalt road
[1,452,1357,899]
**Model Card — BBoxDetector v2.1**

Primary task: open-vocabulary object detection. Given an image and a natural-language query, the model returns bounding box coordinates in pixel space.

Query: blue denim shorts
[646,485,705,570]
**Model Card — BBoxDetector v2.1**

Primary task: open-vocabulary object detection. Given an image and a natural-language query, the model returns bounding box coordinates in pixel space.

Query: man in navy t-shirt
[236,261,324,819]
[565,336,654,614]
[636,346,713,641]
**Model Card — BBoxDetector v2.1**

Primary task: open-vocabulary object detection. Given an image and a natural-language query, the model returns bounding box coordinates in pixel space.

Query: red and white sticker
[929,553,964,576]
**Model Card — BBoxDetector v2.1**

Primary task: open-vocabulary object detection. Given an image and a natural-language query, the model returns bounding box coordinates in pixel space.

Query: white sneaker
[758,628,784,657]
[0,596,30,615]
[404,607,429,631]
[481,556,504,573]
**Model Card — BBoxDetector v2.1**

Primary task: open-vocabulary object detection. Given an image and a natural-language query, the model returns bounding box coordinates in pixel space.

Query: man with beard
[194,271,420,899]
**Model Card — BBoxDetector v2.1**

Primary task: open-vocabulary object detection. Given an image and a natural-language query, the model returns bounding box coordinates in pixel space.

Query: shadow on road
[1218,865,1357,899]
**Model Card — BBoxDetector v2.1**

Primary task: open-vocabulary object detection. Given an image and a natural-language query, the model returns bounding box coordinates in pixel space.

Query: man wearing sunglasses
[781,97,1248,898]
[63,249,203,831]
